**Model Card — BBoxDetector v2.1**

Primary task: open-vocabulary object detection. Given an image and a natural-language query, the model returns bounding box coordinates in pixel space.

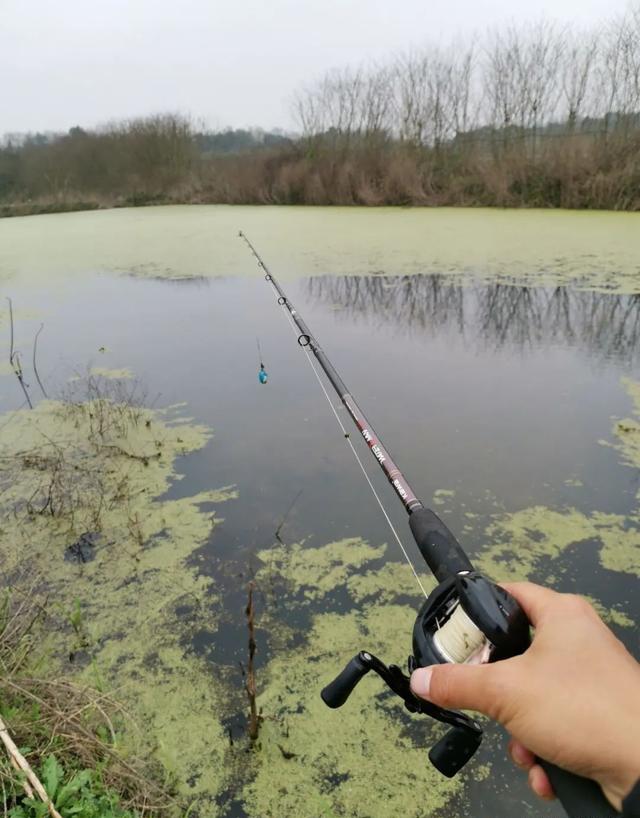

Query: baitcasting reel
[321,569,530,778]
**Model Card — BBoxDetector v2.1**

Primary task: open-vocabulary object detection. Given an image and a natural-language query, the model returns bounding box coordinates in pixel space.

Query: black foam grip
[409,507,474,582]
[320,654,370,708]
[540,761,618,817]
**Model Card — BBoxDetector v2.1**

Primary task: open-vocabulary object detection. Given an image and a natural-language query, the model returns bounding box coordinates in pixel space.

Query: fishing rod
[239,231,617,818]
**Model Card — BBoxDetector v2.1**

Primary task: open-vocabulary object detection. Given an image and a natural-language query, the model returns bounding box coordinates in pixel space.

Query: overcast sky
[1,0,634,135]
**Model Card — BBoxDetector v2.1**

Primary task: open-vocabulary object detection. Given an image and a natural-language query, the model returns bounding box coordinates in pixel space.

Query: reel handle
[540,761,618,818]
[409,507,474,582]
[321,653,370,708]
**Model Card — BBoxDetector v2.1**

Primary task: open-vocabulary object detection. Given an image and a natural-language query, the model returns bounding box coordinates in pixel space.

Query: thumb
[410,663,507,721]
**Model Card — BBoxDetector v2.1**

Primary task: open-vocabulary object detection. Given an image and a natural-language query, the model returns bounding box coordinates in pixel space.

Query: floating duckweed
[472,763,492,782]
[247,540,463,817]
[476,506,596,582]
[244,605,461,818]
[477,499,640,587]
[3,207,640,293]
[257,537,386,601]
[89,366,134,379]
[474,376,640,619]
[346,560,435,604]
[433,489,456,506]
[586,597,635,628]
[0,396,236,799]
[593,517,640,578]
[609,378,640,482]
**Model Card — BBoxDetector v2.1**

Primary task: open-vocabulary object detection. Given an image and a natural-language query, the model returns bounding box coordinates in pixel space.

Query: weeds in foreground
[8,754,136,818]
[1,373,158,556]
[0,581,176,817]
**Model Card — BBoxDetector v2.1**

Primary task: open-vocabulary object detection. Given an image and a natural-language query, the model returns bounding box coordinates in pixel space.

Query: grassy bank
[3,126,640,218]
[0,583,173,817]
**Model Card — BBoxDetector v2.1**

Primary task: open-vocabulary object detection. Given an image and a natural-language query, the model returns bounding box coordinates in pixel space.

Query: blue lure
[257,338,268,384]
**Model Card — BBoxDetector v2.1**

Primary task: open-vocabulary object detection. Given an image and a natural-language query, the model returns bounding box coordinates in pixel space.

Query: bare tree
[360,64,395,138]
[561,29,599,131]
[448,42,478,138]
[519,21,564,142]
[484,22,564,156]
[484,27,525,147]
[595,12,640,135]
[394,51,431,145]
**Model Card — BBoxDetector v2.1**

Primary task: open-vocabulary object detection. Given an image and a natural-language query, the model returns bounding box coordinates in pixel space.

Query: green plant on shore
[9,755,136,818]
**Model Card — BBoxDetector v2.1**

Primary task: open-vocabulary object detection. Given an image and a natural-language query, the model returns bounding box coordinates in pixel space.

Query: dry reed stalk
[245,582,260,741]
[0,715,63,818]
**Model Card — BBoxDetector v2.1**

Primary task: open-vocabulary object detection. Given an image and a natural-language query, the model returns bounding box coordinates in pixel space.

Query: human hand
[410,581,640,811]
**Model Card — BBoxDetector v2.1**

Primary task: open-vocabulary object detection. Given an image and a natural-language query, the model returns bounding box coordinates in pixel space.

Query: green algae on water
[243,606,460,818]
[89,366,134,379]
[433,488,456,506]
[474,376,640,614]
[258,537,386,602]
[248,538,459,818]
[476,506,596,582]
[563,477,584,487]
[609,378,640,481]
[0,394,236,802]
[2,206,640,294]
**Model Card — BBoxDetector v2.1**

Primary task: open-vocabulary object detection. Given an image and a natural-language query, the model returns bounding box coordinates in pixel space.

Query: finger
[500,581,561,626]
[528,764,555,801]
[410,662,508,720]
[508,739,535,771]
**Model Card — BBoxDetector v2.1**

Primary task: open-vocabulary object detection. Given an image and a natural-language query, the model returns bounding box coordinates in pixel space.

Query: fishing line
[261,252,428,598]
[433,604,487,664]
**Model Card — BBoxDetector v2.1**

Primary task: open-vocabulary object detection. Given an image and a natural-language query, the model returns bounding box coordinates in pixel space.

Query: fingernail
[410,667,433,698]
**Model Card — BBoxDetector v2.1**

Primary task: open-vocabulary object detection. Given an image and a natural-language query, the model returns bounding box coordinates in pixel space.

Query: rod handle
[540,761,619,818]
[321,653,370,708]
[409,507,474,582]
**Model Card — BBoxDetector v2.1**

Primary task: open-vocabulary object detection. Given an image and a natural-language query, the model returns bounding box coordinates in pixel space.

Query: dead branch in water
[245,581,261,741]
[274,488,303,545]
[6,298,33,409]
[33,323,48,398]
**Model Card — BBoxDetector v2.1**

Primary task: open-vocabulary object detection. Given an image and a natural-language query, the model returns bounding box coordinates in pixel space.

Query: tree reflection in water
[305,274,640,365]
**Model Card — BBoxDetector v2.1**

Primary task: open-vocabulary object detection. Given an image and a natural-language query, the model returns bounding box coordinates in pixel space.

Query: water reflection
[306,274,640,364]
[123,273,212,286]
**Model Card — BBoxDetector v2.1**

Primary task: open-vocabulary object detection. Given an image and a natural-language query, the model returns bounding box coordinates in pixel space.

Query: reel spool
[412,572,530,668]
[321,572,530,777]
[433,604,486,663]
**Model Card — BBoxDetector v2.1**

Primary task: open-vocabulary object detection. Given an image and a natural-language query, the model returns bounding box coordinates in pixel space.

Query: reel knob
[321,652,371,708]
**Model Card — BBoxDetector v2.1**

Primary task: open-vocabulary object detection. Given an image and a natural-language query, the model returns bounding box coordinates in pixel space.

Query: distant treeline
[3,7,640,215]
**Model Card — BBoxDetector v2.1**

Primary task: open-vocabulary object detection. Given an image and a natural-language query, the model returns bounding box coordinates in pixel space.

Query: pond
[1,205,639,818]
